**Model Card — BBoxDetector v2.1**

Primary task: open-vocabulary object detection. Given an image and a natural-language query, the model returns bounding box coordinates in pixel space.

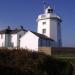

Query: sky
[0,0,75,47]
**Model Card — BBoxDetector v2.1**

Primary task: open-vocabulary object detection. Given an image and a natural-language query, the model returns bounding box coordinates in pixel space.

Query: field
[51,47,75,75]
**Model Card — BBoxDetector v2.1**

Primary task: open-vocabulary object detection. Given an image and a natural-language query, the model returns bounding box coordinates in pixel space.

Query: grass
[0,48,73,75]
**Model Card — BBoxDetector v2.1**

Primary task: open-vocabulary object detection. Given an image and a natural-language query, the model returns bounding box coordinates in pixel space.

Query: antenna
[52,1,55,12]
[43,0,46,12]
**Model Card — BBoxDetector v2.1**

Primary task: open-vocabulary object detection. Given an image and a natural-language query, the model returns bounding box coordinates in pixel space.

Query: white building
[37,6,62,46]
[20,31,54,51]
[0,6,62,51]
[0,26,26,48]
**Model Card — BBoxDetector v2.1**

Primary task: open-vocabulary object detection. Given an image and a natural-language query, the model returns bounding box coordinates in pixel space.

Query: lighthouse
[37,6,62,47]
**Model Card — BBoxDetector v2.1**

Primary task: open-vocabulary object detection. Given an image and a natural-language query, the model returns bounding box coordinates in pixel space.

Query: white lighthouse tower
[37,6,62,47]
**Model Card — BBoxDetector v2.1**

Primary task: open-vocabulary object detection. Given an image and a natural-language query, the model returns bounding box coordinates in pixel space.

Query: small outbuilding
[20,31,54,51]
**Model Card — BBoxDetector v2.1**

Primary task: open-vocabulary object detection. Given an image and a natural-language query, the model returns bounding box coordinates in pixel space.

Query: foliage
[0,48,73,75]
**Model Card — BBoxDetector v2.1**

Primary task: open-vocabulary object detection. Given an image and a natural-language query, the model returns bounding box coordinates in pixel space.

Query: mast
[43,0,46,13]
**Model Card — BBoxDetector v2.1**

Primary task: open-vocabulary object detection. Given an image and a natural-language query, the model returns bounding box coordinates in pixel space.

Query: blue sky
[0,0,75,47]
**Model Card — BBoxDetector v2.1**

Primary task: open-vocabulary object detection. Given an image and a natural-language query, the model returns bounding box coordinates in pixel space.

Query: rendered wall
[0,34,5,47]
[11,31,26,48]
[20,31,39,51]
[11,34,17,48]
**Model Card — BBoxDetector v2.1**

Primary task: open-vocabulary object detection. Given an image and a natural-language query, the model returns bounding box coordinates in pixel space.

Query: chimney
[20,25,23,30]
[7,26,11,30]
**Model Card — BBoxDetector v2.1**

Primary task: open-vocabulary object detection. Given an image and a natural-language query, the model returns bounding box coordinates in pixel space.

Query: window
[43,22,46,25]
[18,40,20,48]
[2,43,3,47]
[48,9,50,13]
[42,29,46,34]
[1,34,3,39]
[19,35,21,38]
[47,9,53,13]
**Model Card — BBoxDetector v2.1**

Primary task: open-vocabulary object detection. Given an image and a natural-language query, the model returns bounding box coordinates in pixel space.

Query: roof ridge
[0,28,27,34]
[30,31,54,41]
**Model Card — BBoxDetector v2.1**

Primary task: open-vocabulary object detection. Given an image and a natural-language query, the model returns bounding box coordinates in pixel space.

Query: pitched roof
[0,29,12,34]
[11,29,27,34]
[0,28,27,34]
[0,27,54,41]
[31,31,54,41]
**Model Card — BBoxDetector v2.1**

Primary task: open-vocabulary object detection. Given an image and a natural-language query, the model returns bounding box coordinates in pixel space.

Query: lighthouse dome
[45,6,53,13]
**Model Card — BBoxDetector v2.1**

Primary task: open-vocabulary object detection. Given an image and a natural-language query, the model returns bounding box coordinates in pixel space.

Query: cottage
[0,26,26,48]
[20,31,54,51]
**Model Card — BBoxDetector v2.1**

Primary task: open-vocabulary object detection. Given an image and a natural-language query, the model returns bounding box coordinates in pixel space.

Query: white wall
[0,34,5,47]
[50,19,58,41]
[5,34,11,47]
[37,8,62,46]
[50,19,61,46]
[20,31,39,51]
[37,13,61,41]
[17,30,26,48]
[11,34,17,48]
[11,30,26,48]
[37,18,50,37]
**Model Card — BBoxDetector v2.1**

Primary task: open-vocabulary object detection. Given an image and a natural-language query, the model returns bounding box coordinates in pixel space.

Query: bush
[0,48,73,75]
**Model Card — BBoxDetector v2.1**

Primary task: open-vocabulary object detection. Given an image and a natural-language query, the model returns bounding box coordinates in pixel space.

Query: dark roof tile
[31,31,54,41]
[0,28,27,34]
[0,28,54,41]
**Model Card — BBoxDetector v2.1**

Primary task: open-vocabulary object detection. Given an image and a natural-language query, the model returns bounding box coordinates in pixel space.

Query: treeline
[0,48,73,75]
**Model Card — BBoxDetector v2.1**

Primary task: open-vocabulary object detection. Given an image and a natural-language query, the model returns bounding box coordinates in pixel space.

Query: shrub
[0,48,73,75]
